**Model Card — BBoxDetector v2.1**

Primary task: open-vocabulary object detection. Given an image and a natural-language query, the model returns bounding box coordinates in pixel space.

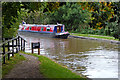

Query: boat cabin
[54,26,63,33]
[19,24,64,33]
[19,23,69,39]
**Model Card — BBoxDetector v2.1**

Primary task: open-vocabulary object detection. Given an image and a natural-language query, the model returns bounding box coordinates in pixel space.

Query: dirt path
[4,53,44,78]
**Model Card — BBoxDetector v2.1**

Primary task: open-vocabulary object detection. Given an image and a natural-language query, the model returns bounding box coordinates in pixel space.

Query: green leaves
[49,3,90,31]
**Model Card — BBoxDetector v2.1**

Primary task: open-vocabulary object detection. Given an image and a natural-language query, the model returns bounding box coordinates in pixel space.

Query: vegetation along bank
[70,33,120,44]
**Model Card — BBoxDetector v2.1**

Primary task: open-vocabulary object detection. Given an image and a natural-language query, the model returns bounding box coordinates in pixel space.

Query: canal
[19,32,118,78]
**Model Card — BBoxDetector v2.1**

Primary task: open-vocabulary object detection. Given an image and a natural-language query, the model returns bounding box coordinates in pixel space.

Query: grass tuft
[38,55,83,78]
[70,33,119,41]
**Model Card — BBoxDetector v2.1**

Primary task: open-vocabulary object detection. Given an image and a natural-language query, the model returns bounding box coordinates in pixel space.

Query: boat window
[47,27,50,31]
[57,26,61,33]
[29,27,31,30]
[37,27,41,31]
[24,27,26,30]
[41,27,44,31]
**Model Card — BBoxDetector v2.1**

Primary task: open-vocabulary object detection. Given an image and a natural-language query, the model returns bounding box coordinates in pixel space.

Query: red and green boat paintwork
[18,24,70,39]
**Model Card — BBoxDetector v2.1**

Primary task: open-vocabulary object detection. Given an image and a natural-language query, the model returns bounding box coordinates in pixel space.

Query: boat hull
[18,30,69,39]
[55,33,70,39]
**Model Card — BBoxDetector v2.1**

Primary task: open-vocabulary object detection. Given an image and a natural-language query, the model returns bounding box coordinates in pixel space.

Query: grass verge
[2,53,26,77]
[70,33,119,41]
[21,51,86,79]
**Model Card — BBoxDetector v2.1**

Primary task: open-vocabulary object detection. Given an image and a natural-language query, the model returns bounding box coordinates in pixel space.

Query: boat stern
[55,31,70,39]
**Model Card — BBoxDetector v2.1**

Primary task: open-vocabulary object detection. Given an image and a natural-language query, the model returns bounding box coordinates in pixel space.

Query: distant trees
[48,3,91,31]
[2,2,120,39]
[78,2,120,39]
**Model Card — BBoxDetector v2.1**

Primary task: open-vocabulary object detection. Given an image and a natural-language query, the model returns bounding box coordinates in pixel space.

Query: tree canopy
[2,2,120,39]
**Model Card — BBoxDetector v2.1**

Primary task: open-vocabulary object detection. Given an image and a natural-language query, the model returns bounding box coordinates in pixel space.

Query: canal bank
[69,35,120,44]
[2,51,88,79]
[21,51,88,79]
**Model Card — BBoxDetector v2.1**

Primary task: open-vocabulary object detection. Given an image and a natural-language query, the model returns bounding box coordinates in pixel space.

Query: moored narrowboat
[18,24,70,39]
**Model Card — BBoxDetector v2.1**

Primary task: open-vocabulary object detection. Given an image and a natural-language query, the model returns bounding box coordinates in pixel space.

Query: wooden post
[18,36,20,51]
[38,48,40,55]
[16,38,18,53]
[21,38,22,51]
[12,40,14,56]
[23,40,25,51]
[31,43,33,54]
[38,42,40,55]
[8,41,10,51]
[3,44,5,64]
[8,41,10,60]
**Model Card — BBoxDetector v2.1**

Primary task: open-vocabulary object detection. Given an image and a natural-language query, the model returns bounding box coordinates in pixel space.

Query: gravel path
[4,53,44,78]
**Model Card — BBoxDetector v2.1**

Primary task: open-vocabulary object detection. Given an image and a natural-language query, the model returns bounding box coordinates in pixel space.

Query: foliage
[110,2,120,39]
[2,2,43,38]
[43,2,60,13]
[2,2,21,38]
[79,2,114,29]
[73,2,120,40]
[2,2,120,40]
[2,2,21,29]
[48,3,91,31]
[3,8,28,38]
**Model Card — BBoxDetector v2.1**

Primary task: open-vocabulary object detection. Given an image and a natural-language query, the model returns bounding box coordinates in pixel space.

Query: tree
[79,2,114,28]
[110,2,120,39]
[48,2,90,31]
[2,2,21,38]
[2,2,42,38]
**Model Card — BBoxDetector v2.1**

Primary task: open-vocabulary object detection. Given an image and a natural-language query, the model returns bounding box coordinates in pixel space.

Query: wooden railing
[0,36,26,64]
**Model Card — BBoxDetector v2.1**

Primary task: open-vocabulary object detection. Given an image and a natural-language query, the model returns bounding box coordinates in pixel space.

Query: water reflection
[19,32,118,78]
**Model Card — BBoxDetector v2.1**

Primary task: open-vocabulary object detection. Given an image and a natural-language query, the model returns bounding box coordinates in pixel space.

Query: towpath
[4,53,44,78]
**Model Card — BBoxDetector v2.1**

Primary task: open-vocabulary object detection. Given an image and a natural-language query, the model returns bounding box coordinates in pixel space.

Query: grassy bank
[70,33,119,41]
[21,52,86,79]
[2,53,25,77]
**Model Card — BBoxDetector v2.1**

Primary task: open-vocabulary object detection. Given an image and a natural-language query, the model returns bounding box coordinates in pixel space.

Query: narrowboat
[18,23,70,39]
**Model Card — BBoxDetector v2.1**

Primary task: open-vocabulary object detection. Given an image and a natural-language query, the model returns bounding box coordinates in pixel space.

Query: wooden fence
[0,36,26,64]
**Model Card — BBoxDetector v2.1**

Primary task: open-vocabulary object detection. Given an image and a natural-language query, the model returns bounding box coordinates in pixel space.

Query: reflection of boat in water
[18,23,70,39]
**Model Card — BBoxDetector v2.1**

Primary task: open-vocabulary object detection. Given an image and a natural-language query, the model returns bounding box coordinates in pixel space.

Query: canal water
[19,32,118,78]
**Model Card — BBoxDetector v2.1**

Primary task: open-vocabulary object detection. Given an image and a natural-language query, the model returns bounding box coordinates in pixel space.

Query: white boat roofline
[22,24,64,27]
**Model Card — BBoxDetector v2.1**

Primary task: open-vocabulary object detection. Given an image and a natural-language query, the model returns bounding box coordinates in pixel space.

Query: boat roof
[23,24,64,27]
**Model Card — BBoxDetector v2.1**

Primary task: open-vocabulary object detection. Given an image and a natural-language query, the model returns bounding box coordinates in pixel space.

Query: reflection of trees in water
[66,38,99,54]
